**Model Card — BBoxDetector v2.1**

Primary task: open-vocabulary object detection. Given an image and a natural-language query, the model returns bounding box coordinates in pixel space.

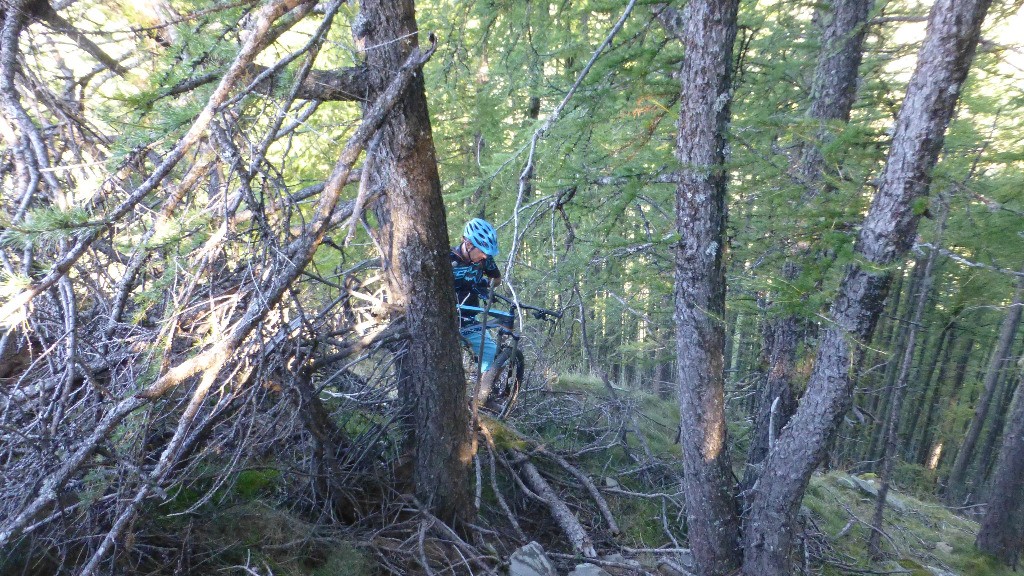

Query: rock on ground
[509,541,558,576]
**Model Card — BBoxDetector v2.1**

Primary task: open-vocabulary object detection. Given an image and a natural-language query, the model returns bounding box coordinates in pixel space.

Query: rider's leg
[460,325,497,372]
[461,325,499,404]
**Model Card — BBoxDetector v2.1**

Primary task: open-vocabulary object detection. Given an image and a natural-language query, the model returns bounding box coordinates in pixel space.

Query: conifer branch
[505,0,639,277]
[913,243,1024,278]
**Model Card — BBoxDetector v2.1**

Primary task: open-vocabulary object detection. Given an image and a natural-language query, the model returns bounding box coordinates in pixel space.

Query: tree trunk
[746,0,871,496]
[359,0,474,524]
[946,274,1024,504]
[930,334,978,472]
[867,261,926,470]
[742,0,992,572]
[936,341,998,475]
[724,309,740,378]
[868,206,944,558]
[795,0,872,193]
[975,356,1021,489]
[727,310,744,378]
[743,300,799,495]
[976,364,1024,568]
[670,0,743,573]
[837,269,906,468]
[915,326,961,465]
[899,313,950,458]
[657,360,673,400]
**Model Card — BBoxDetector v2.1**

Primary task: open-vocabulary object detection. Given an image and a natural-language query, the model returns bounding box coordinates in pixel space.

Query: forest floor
[802,472,1011,576]
[194,369,1020,576]
[1,374,1016,576]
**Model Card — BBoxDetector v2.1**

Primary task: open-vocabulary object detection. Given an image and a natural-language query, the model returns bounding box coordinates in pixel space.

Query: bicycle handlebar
[455,304,515,320]
[491,293,562,321]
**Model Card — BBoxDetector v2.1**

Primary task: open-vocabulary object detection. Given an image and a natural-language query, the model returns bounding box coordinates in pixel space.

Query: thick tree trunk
[358,0,474,524]
[946,275,1024,504]
[743,267,891,575]
[671,0,743,573]
[836,269,905,468]
[741,0,992,572]
[795,0,872,193]
[976,364,1024,567]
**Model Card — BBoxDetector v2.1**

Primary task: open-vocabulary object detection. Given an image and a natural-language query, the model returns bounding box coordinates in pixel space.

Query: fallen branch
[536,447,620,536]
[479,425,527,541]
[514,449,597,558]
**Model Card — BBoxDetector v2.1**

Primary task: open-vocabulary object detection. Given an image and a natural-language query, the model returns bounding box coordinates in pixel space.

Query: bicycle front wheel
[487,347,524,419]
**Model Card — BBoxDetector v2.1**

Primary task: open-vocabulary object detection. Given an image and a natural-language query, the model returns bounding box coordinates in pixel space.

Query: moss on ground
[804,472,1018,576]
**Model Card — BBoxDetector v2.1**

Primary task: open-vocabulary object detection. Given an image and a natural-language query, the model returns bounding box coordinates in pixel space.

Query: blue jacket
[450,246,501,324]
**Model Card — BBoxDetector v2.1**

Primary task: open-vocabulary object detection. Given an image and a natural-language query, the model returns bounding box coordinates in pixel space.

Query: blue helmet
[463,218,499,257]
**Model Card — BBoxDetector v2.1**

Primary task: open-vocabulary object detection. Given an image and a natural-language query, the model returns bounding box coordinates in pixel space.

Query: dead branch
[0,34,434,552]
[517,440,620,536]
[513,449,597,558]
[0,0,315,325]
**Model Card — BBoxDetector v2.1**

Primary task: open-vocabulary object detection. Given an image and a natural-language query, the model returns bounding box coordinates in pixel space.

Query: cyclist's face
[464,240,488,263]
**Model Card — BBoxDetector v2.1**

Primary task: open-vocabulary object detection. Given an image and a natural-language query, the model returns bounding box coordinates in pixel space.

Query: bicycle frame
[455,303,518,355]
[457,295,561,417]
[457,294,560,359]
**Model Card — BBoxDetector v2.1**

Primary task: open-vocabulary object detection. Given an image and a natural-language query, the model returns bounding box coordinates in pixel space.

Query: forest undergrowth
[3,350,1014,576]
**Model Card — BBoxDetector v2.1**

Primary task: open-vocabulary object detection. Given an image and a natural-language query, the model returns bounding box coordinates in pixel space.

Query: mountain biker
[451,218,502,376]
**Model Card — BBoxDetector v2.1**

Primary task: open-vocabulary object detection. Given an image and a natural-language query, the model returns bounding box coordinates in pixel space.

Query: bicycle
[457,293,561,418]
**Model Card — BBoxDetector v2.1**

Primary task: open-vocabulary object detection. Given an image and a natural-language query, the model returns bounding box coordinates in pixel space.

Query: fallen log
[514,449,597,558]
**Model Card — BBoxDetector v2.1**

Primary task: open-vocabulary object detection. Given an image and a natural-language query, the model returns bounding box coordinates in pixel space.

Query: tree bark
[358,0,474,525]
[836,268,905,468]
[517,455,598,558]
[976,364,1024,567]
[671,0,743,573]
[743,299,799,495]
[946,274,1024,503]
[795,0,872,193]
[742,0,992,572]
